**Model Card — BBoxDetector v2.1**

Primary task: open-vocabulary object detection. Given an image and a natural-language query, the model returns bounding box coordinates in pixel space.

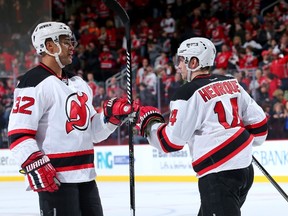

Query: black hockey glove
[135,106,165,137]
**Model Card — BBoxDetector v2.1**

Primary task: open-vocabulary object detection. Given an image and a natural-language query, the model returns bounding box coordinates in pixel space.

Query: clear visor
[59,34,78,48]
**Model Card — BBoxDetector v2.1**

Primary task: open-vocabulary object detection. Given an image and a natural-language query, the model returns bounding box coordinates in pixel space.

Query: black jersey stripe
[49,153,94,169]
[246,124,268,136]
[8,129,37,149]
[245,118,268,136]
[16,65,53,88]
[192,128,252,175]
[157,124,184,152]
[171,74,235,101]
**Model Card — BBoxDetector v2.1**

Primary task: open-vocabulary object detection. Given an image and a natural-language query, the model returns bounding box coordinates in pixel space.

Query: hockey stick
[102,0,135,215]
[252,156,288,202]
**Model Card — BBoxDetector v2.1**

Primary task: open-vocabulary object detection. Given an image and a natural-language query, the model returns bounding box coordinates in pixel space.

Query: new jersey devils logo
[65,92,90,133]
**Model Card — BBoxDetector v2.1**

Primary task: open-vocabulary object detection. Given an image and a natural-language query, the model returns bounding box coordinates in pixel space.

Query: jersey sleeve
[8,86,46,166]
[239,86,268,146]
[82,77,118,143]
[90,112,117,143]
[147,98,198,153]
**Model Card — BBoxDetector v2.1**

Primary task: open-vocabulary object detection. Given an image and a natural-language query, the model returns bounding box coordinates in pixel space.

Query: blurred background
[0,0,288,147]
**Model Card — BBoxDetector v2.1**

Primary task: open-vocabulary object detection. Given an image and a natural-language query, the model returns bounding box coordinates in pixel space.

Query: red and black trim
[157,124,184,153]
[47,149,95,172]
[8,129,37,149]
[192,128,253,176]
[245,118,268,137]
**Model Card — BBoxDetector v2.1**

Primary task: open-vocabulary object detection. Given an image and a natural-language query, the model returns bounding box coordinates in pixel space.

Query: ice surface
[0,181,287,216]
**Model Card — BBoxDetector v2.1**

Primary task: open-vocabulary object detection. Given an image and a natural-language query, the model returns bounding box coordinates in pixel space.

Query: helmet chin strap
[45,43,65,69]
[186,65,201,82]
[54,53,65,69]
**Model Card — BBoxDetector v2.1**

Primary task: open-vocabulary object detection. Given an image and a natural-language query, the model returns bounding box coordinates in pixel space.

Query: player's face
[59,35,77,65]
[176,56,188,80]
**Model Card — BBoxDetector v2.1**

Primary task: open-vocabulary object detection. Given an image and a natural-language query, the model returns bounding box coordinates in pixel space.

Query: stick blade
[103,0,129,24]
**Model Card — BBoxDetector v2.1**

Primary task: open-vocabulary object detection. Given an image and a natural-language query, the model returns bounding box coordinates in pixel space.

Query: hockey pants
[38,180,103,216]
[197,163,254,216]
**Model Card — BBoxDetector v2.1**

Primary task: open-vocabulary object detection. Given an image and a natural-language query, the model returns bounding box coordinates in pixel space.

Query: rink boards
[0,140,287,182]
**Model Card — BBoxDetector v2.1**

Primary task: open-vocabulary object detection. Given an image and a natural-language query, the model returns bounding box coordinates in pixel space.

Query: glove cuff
[140,113,165,137]
[21,151,50,174]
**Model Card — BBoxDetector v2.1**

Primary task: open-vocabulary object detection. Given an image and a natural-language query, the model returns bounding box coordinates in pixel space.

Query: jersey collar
[39,62,66,80]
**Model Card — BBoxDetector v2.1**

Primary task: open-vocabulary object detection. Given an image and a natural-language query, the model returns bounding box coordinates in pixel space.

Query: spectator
[160,9,176,37]
[270,88,287,110]
[215,44,233,69]
[97,27,107,46]
[0,79,5,98]
[138,82,156,106]
[269,102,286,139]
[258,49,272,69]
[143,65,157,96]
[105,19,117,49]
[234,71,248,91]
[76,69,84,78]
[0,47,16,72]
[83,42,100,79]
[249,68,263,101]
[229,16,245,44]
[243,31,262,52]
[256,82,270,107]
[106,76,123,98]
[92,85,109,112]
[0,102,5,148]
[136,57,149,88]
[154,51,169,69]
[266,73,281,100]
[116,48,127,70]
[208,17,228,52]
[238,46,258,69]
[270,53,288,80]
[99,45,116,80]
[137,19,152,57]
[86,72,98,96]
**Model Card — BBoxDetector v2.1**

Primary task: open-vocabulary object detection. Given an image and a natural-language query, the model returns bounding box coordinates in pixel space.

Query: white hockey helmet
[31,21,77,68]
[31,21,77,55]
[177,37,216,73]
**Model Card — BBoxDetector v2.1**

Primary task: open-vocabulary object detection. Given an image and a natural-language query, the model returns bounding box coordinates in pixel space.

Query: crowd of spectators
[1,0,288,147]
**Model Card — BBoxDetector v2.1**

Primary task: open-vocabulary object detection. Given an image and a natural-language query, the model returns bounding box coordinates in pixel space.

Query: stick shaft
[102,1,135,215]
[253,156,288,202]
[125,23,136,216]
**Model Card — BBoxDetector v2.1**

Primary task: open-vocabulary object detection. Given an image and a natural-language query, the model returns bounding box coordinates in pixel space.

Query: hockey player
[8,21,133,216]
[135,37,268,216]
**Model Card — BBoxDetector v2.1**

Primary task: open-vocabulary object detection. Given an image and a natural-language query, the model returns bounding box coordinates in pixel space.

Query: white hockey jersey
[147,74,268,178]
[8,63,117,183]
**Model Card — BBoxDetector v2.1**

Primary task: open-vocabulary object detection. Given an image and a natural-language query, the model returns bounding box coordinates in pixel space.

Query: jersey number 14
[214,97,243,129]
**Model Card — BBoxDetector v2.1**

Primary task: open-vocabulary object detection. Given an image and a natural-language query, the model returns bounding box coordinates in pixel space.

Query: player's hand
[20,151,60,192]
[135,106,165,137]
[103,97,133,125]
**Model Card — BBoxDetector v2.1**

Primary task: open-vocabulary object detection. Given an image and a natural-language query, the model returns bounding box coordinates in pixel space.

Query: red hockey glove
[20,151,60,193]
[103,97,133,125]
[135,106,165,137]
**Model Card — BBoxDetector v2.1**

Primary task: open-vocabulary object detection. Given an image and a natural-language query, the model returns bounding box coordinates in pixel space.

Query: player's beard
[179,69,187,81]
[60,54,73,66]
